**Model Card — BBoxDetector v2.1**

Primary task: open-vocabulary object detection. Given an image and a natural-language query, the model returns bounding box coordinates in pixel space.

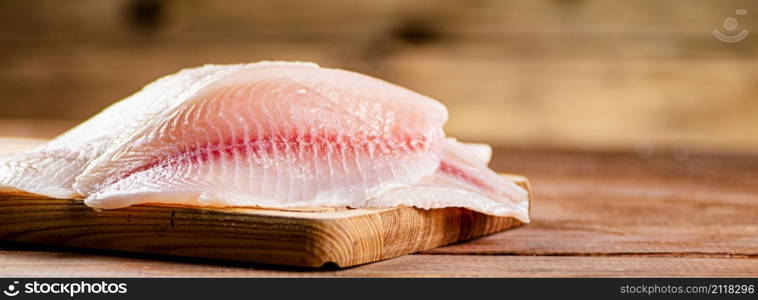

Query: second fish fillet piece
[371,139,529,220]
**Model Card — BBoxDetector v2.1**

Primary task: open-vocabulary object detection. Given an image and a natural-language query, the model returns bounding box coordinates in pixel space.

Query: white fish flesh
[0,62,529,222]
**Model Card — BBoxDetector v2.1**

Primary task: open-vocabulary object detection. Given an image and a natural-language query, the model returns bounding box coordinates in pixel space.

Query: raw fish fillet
[371,138,529,220]
[0,62,529,222]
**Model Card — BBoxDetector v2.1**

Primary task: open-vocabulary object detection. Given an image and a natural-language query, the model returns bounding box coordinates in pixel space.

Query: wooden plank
[2,0,758,152]
[3,57,758,152]
[424,148,758,256]
[0,251,756,277]
[3,45,758,151]
[0,138,529,268]
[0,41,377,119]
[0,120,75,140]
[342,255,758,278]
[384,58,758,152]
[1,0,754,39]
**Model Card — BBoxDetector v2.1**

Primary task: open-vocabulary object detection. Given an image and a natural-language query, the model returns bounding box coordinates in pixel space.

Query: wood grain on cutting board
[0,138,529,268]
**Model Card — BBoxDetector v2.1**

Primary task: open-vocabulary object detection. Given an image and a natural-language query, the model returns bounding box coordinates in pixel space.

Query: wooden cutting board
[0,138,529,268]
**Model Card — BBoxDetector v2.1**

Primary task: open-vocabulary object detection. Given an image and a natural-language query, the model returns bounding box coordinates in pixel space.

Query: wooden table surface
[0,121,757,277]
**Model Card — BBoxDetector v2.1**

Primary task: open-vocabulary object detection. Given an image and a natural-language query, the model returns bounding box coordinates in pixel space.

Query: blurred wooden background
[1,0,757,153]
